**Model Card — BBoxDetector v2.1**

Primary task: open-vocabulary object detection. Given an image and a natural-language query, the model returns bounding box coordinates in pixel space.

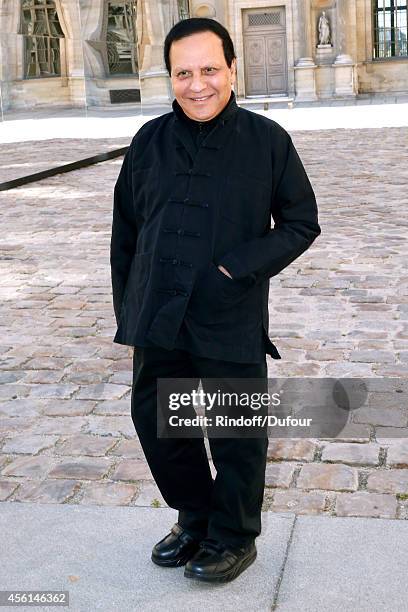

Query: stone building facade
[0,0,407,111]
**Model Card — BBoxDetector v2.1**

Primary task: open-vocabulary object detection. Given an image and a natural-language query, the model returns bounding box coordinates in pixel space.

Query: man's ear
[230,58,237,84]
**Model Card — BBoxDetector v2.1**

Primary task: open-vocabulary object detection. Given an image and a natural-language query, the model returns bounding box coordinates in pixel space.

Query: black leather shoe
[151,523,202,567]
[184,538,257,583]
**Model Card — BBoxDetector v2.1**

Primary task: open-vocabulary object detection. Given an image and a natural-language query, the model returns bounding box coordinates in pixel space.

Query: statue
[318,11,331,47]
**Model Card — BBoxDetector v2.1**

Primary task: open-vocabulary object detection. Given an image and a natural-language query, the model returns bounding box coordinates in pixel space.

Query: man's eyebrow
[172,63,222,72]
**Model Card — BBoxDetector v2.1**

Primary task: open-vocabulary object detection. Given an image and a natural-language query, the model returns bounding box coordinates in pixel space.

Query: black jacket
[110,91,321,363]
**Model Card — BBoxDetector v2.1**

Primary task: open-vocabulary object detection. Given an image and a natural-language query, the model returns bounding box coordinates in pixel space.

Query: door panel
[266,35,287,93]
[244,37,267,95]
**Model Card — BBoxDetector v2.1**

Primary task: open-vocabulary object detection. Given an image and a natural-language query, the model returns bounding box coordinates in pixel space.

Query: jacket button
[177,229,183,235]
[172,259,178,265]
[184,198,189,203]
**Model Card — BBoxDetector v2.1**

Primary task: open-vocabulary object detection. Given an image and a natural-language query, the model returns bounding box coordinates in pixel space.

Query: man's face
[169,30,236,122]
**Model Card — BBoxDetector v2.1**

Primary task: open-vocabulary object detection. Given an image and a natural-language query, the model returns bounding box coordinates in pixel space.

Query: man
[110,18,321,583]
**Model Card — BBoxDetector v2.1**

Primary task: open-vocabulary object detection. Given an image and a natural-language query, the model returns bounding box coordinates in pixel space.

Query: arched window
[21,0,64,78]
[105,0,138,75]
[373,0,408,58]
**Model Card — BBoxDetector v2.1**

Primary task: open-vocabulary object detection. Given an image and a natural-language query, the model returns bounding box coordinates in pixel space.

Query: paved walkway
[0,121,408,520]
[1,502,408,611]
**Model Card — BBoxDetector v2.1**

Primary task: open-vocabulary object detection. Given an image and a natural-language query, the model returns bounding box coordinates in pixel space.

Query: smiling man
[170,29,234,122]
[110,18,321,583]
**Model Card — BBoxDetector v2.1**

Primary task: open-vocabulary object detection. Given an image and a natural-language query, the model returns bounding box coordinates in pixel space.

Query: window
[21,0,64,78]
[177,0,190,20]
[106,0,138,75]
[373,0,408,58]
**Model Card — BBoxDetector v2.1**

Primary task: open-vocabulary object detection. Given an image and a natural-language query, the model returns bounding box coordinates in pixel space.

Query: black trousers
[131,345,269,548]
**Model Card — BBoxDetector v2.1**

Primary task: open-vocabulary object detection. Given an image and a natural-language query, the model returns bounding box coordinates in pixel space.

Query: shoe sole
[151,549,199,568]
[184,548,257,583]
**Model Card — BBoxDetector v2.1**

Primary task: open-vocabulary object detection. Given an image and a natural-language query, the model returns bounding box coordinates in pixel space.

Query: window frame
[20,0,66,80]
[177,0,191,21]
[372,0,408,60]
[101,0,139,78]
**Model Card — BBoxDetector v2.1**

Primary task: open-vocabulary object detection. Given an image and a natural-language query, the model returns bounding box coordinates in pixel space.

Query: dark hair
[163,17,236,74]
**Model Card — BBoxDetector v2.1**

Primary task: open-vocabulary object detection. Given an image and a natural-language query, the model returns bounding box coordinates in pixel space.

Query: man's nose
[189,72,206,92]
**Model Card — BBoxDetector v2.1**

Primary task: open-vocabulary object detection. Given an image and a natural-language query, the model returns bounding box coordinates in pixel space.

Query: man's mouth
[190,95,214,102]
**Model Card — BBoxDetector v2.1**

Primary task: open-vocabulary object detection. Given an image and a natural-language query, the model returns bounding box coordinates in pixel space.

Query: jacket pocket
[212,262,255,298]
[190,262,253,315]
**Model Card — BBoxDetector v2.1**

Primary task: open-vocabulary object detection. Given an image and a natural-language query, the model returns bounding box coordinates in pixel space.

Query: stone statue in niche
[317,11,332,47]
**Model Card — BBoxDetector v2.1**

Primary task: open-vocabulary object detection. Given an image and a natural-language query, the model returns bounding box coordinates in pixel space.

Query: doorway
[243,7,288,96]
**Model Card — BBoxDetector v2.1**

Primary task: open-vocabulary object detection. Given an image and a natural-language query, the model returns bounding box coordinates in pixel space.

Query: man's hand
[218,264,233,279]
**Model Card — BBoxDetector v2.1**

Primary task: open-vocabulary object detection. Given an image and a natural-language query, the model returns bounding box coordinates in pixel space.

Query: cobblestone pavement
[0,126,408,521]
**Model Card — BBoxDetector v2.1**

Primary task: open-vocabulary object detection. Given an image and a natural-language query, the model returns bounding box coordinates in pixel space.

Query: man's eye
[177,71,189,77]
[204,67,216,73]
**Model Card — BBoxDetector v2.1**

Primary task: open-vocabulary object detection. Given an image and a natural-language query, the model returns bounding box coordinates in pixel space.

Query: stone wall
[357,59,408,94]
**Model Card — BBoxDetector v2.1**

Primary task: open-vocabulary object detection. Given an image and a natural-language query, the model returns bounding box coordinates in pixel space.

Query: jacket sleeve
[218,130,321,284]
[110,141,138,325]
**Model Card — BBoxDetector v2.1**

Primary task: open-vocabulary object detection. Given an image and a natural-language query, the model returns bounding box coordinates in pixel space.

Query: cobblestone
[1,455,55,478]
[386,441,408,467]
[92,400,130,416]
[264,462,298,488]
[0,417,37,433]
[297,463,359,491]
[366,469,408,494]
[321,442,380,466]
[0,399,41,417]
[79,481,138,506]
[1,434,59,454]
[13,478,80,503]
[335,492,397,518]
[27,384,79,399]
[74,383,129,401]
[0,126,407,519]
[267,439,317,461]
[83,416,135,437]
[28,417,89,435]
[110,459,153,482]
[270,489,327,514]
[108,438,144,459]
[48,458,113,480]
[55,434,119,456]
[40,400,96,416]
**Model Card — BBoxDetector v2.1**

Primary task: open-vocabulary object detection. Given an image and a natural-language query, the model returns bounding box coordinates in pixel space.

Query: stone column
[0,2,22,111]
[60,0,87,107]
[139,0,172,107]
[294,0,317,101]
[333,0,356,96]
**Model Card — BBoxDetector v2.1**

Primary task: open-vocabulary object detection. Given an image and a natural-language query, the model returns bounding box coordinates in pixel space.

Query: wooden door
[243,7,288,96]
